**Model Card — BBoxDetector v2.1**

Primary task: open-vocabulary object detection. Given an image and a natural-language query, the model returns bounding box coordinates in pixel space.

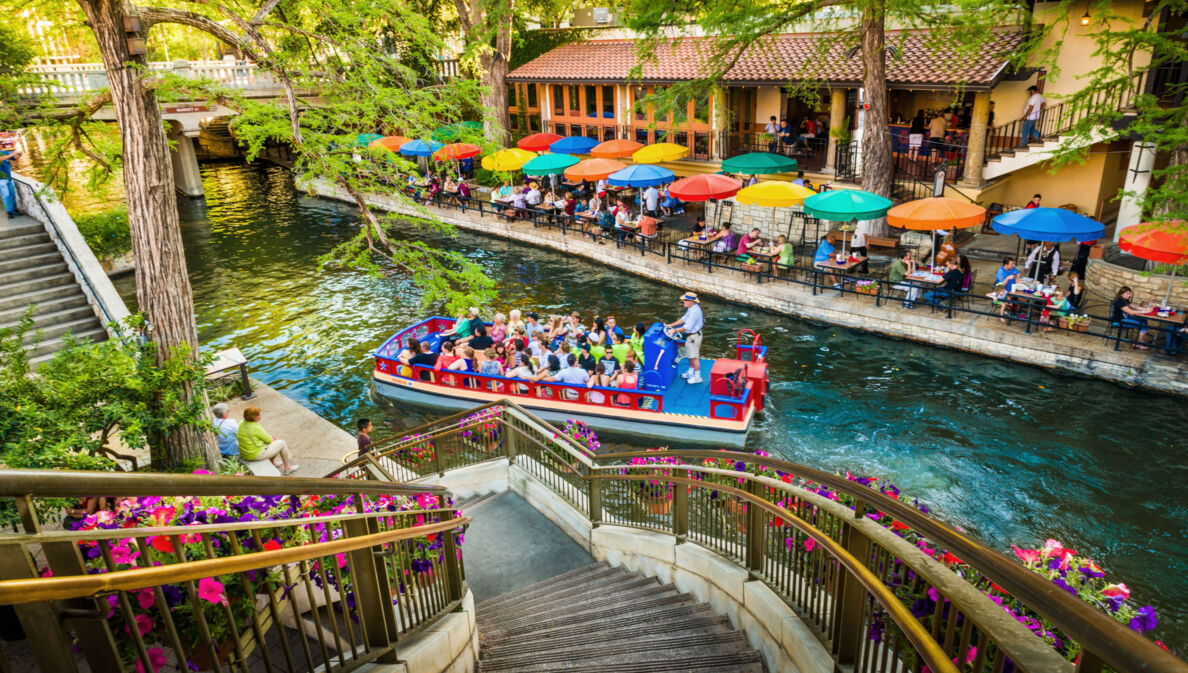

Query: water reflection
[100,162,1188,648]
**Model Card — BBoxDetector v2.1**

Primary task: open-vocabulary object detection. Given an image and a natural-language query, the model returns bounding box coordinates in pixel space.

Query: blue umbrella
[399,139,443,157]
[991,207,1105,242]
[607,164,675,188]
[549,136,600,154]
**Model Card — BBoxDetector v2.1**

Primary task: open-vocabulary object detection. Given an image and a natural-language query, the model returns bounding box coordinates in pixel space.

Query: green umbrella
[355,133,384,147]
[803,189,893,221]
[720,152,798,175]
[522,153,579,176]
[433,121,483,142]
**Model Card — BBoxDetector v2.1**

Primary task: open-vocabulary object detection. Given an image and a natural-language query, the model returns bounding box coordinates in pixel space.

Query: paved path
[223,381,355,478]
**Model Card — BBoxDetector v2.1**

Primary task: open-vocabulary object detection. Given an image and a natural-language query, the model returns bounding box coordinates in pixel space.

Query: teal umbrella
[803,189,893,221]
[522,153,579,176]
[720,152,798,175]
[355,133,384,147]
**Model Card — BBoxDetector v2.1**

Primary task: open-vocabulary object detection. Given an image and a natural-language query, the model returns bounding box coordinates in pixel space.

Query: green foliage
[511,27,595,69]
[473,167,504,187]
[0,21,35,75]
[74,207,131,262]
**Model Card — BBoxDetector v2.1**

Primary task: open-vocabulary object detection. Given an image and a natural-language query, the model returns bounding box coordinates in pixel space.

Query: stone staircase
[0,217,106,363]
[476,562,766,672]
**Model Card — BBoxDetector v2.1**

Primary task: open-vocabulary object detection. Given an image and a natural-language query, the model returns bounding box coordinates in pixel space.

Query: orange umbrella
[370,136,411,152]
[590,139,644,159]
[1118,220,1188,305]
[563,158,627,182]
[433,143,481,161]
[886,197,986,231]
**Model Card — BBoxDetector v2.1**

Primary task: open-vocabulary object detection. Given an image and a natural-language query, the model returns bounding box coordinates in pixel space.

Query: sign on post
[933,168,946,198]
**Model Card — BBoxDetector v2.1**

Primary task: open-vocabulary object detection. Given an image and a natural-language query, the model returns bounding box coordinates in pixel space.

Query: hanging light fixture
[1081,2,1091,25]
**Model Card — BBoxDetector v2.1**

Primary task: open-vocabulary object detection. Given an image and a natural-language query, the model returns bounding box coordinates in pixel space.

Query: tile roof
[508,29,1027,89]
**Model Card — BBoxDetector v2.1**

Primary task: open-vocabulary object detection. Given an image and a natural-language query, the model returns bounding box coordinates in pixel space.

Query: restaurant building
[506,2,1184,231]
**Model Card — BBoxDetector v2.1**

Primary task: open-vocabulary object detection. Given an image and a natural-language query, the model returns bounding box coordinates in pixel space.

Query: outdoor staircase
[0,217,106,364]
[476,562,766,672]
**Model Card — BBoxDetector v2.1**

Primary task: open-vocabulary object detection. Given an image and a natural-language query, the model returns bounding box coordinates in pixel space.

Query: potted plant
[855,280,880,295]
[391,433,435,472]
[460,407,503,452]
[623,451,681,517]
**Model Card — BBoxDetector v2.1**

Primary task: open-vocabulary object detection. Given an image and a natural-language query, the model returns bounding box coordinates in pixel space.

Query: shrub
[73,208,131,262]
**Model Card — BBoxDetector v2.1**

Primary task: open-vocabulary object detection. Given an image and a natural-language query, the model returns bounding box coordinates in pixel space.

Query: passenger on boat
[610,331,632,366]
[524,311,543,338]
[528,332,547,361]
[577,342,597,373]
[531,355,563,385]
[439,311,471,343]
[598,348,619,377]
[468,324,494,350]
[479,348,503,381]
[550,354,590,399]
[588,316,608,348]
[587,363,612,404]
[545,315,564,340]
[409,342,438,381]
[490,314,508,342]
[562,311,587,343]
[506,352,534,379]
[605,315,625,338]
[629,323,647,364]
[396,336,420,364]
[449,346,475,371]
[508,326,528,351]
[507,309,525,333]
[611,361,638,405]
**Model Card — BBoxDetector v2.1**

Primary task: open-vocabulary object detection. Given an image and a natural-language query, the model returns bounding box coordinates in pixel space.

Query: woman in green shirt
[237,406,300,474]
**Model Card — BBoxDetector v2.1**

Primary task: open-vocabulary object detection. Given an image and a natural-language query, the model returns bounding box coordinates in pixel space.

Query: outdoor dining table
[813,256,866,295]
[1006,287,1053,333]
[746,247,783,275]
[1141,307,1186,352]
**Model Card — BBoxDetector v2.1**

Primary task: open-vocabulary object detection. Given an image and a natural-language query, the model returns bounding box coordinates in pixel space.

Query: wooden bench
[827,230,900,251]
[205,347,255,400]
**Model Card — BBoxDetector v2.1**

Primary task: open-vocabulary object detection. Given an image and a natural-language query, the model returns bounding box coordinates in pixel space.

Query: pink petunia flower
[197,577,228,606]
[110,545,139,566]
[136,588,156,610]
[149,506,176,528]
[1011,545,1039,565]
[134,647,167,673]
[1042,539,1063,557]
[803,538,816,553]
[1102,583,1130,600]
[129,614,153,636]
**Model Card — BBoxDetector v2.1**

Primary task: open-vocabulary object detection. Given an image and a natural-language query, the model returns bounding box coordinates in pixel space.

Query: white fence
[23,61,279,96]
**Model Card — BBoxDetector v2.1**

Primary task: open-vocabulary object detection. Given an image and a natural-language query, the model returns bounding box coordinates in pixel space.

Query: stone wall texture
[1088,258,1188,306]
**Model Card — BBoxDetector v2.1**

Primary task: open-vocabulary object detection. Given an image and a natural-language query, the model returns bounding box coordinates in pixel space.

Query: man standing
[356,418,374,455]
[666,292,705,385]
[1020,85,1045,147]
[643,184,660,217]
[928,112,948,161]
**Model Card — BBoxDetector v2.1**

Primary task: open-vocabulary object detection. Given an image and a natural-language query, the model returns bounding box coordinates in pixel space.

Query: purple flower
[734,461,746,472]
[1052,577,1078,596]
[1106,595,1124,613]
[1129,606,1158,633]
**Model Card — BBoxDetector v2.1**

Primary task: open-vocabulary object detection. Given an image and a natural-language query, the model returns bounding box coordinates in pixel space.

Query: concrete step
[0,223,47,240]
[479,651,764,673]
[481,609,734,658]
[480,585,695,638]
[0,251,64,275]
[0,282,86,313]
[0,241,58,261]
[478,571,659,623]
[482,601,724,651]
[0,305,97,337]
[480,627,750,672]
[453,490,507,515]
[475,562,610,612]
[0,272,77,300]
[28,327,107,364]
[0,262,68,287]
[0,293,88,325]
[15,316,105,347]
[0,232,52,251]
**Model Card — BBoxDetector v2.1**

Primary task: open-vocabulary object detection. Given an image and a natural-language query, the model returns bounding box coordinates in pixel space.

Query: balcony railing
[337,400,1187,673]
[719,132,829,172]
[0,471,468,672]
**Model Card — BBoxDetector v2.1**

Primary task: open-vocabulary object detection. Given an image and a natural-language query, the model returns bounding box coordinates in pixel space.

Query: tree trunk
[77,0,217,470]
[860,3,892,236]
[481,52,511,146]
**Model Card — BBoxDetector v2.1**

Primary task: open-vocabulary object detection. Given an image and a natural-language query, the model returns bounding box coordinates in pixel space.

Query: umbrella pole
[1163,264,1178,307]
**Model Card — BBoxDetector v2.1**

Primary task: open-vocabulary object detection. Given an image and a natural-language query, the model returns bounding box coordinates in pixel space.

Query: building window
[635,127,649,144]
[554,122,566,135]
[585,85,597,117]
[508,84,517,109]
[585,125,599,140]
[654,128,667,142]
[526,83,538,108]
[568,85,580,116]
[603,126,616,141]
[602,86,615,119]
[672,131,688,148]
[694,132,709,158]
[570,124,582,138]
[530,117,542,132]
[553,85,564,115]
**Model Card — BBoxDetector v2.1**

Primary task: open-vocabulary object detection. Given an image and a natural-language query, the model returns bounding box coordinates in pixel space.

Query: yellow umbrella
[481,148,537,171]
[735,181,816,207]
[632,143,689,164]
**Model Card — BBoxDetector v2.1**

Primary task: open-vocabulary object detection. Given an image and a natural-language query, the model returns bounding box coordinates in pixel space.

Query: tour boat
[372,318,770,447]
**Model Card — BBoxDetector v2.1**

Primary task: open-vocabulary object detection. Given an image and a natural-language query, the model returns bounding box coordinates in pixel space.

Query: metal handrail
[0,468,447,497]
[11,176,120,332]
[0,517,468,605]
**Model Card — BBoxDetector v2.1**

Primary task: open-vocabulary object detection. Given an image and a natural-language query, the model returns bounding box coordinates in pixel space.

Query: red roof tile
[508,29,1026,89]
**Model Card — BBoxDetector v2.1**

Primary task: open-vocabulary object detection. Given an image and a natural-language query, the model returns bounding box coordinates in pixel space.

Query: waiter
[666,292,704,385]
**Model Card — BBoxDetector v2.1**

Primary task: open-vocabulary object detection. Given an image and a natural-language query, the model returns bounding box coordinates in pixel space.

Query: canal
[77,162,1187,646]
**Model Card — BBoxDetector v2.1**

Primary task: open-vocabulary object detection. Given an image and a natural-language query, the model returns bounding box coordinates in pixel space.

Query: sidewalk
[223,381,355,478]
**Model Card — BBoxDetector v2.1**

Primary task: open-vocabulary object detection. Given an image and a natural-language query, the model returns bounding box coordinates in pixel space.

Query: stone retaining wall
[1088,258,1188,306]
[308,179,1188,398]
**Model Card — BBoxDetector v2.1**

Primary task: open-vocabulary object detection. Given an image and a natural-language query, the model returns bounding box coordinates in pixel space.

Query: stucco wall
[976,148,1128,216]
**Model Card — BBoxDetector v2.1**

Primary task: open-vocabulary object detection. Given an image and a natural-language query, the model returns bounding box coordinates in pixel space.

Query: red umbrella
[517,133,563,152]
[433,143,481,161]
[1118,220,1188,305]
[668,174,742,202]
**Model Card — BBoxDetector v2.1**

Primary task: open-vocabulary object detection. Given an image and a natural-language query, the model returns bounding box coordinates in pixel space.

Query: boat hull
[373,373,753,448]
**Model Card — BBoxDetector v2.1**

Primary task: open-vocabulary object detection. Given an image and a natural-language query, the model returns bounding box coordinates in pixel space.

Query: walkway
[222,381,356,477]
[310,180,1188,398]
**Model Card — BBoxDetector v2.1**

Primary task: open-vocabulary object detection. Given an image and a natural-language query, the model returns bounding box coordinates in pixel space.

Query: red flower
[149,536,174,554]
[990,582,1008,595]
[262,540,282,551]
[780,474,792,484]
[890,521,910,531]
[425,533,437,543]
[942,552,962,565]
[770,517,785,528]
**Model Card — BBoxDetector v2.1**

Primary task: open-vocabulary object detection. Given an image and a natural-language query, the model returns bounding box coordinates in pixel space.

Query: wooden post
[962,91,992,187]
[440,510,464,603]
[673,469,689,541]
[745,481,764,579]
[825,88,848,172]
[834,505,872,665]
[343,517,398,662]
[588,478,602,528]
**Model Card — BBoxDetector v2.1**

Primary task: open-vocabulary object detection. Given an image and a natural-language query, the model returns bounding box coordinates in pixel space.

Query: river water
[69,161,1186,646]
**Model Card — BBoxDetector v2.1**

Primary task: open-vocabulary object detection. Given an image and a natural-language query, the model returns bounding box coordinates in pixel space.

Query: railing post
[343,515,398,663]
[833,501,872,666]
[744,480,764,579]
[588,477,602,528]
[440,510,464,603]
[503,418,518,463]
[433,440,445,477]
[1076,649,1105,673]
[673,469,688,542]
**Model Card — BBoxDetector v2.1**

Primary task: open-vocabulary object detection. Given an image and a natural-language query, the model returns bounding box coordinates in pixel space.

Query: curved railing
[0,470,468,673]
[344,401,1188,673]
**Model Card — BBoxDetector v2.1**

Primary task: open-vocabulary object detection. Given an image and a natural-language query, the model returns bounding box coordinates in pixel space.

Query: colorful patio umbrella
[522,153,579,176]
[887,197,987,269]
[668,174,742,202]
[591,139,644,159]
[481,148,537,172]
[354,133,384,147]
[549,136,600,154]
[399,139,443,157]
[990,207,1105,242]
[607,164,675,188]
[804,189,893,256]
[433,142,481,161]
[720,152,798,175]
[369,136,411,152]
[564,158,627,182]
[517,133,563,152]
[1118,220,1188,305]
[736,181,816,208]
[633,143,689,164]
[432,121,483,142]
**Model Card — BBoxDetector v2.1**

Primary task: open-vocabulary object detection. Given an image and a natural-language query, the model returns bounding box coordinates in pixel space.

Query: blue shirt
[814,240,835,263]
[214,418,239,456]
[680,303,704,334]
[995,265,1018,291]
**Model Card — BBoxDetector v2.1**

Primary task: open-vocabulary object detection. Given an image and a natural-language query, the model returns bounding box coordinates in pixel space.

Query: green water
[82,162,1187,648]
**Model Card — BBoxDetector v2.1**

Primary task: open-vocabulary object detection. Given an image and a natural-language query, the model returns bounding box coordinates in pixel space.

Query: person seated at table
[1111,285,1154,349]
[489,313,508,342]
[691,215,707,237]
[792,171,807,187]
[1040,288,1073,332]
[932,232,956,269]
[637,213,658,239]
[736,227,763,257]
[508,187,527,219]
[1066,272,1086,310]
[562,191,577,217]
[889,250,921,308]
[443,175,458,201]
[713,222,738,254]
[770,235,795,274]
[813,234,841,289]
[924,258,964,306]
[614,199,632,238]
[958,254,974,292]
[456,179,471,212]
[525,182,543,207]
[494,180,513,201]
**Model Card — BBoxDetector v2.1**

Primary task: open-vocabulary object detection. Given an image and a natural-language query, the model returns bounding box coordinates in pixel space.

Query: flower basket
[1059,315,1091,332]
[642,495,672,516]
[741,262,764,273]
[855,281,880,296]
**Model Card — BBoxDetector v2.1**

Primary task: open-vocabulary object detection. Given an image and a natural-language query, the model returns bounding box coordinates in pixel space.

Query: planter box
[741,263,764,273]
[855,285,879,296]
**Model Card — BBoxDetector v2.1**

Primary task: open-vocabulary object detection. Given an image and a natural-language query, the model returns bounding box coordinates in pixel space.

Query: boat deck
[664,359,715,416]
